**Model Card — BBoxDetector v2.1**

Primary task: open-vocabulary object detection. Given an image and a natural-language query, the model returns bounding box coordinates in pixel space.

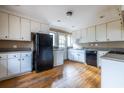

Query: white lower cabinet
[97,51,108,67]
[0,52,32,80]
[8,58,21,76]
[68,49,85,63]
[53,50,64,66]
[21,53,32,73]
[0,60,7,78]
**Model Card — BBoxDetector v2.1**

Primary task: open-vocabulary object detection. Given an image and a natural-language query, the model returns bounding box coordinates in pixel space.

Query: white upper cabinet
[9,15,21,40]
[96,23,107,42]
[31,21,40,33]
[40,24,49,34]
[107,20,122,41]
[21,18,31,41]
[79,28,87,43]
[87,26,96,42]
[0,12,8,40]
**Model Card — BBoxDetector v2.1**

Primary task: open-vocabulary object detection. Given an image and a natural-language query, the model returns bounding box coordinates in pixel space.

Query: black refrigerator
[33,33,53,72]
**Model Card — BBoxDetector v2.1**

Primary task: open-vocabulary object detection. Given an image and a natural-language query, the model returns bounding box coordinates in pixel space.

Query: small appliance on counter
[32,33,53,72]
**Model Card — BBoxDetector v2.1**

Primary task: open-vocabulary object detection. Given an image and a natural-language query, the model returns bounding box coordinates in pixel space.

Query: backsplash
[0,40,33,50]
[79,41,124,48]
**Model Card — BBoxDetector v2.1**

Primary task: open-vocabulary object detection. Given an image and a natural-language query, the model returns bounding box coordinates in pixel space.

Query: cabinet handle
[22,59,24,60]
[14,55,16,57]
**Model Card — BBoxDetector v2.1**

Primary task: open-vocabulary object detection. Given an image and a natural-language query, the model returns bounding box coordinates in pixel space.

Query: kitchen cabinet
[21,18,31,41]
[0,12,9,40]
[0,52,32,80]
[107,20,122,41]
[97,51,108,67]
[0,60,7,78]
[31,21,40,33]
[40,23,49,34]
[53,50,64,66]
[101,58,124,88]
[87,26,96,42]
[96,23,107,41]
[68,49,85,63]
[79,28,87,43]
[8,58,21,76]
[9,15,21,40]
[20,52,32,73]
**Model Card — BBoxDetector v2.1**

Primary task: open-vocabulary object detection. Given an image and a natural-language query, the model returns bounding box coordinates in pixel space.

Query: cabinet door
[68,51,74,60]
[31,21,40,33]
[53,51,64,66]
[79,28,87,43]
[78,52,85,63]
[96,24,107,41]
[73,53,79,61]
[107,20,122,41]
[21,18,31,41]
[8,58,21,75]
[9,15,21,40]
[0,60,7,78]
[40,24,49,34]
[21,56,32,73]
[87,26,96,42]
[0,12,8,40]
[97,51,108,67]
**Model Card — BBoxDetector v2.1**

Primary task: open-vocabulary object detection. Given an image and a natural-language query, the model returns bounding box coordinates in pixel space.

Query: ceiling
[0,5,120,32]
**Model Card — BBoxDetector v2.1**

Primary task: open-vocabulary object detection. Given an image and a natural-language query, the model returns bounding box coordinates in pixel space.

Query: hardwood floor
[0,61,100,88]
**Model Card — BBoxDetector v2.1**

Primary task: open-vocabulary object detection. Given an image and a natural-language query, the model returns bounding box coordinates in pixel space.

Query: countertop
[0,48,32,52]
[68,47,124,52]
[101,52,124,62]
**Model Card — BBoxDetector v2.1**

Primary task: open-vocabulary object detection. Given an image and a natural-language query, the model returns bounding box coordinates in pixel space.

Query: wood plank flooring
[0,61,100,88]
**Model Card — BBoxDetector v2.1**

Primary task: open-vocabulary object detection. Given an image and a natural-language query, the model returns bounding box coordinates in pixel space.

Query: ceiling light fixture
[66,10,73,16]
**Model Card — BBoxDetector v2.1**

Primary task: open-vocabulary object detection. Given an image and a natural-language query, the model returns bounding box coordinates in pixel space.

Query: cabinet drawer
[21,52,32,57]
[8,53,20,59]
[0,54,8,59]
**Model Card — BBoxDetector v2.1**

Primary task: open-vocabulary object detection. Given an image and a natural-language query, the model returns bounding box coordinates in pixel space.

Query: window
[59,34,66,48]
[49,32,56,46]
[67,34,72,47]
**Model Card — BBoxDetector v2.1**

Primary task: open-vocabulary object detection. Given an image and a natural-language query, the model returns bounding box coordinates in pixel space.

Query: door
[31,21,40,33]
[40,24,49,34]
[96,23,107,41]
[9,15,21,40]
[0,12,8,40]
[21,56,32,73]
[21,18,31,41]
[107,20,122,41]
[0,60,7,78]
[8,58,21,75]
[87,26,96,42]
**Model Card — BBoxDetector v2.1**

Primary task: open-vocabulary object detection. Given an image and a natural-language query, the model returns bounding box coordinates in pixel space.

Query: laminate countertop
[0,48,32,52]
[69,47,124,52]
